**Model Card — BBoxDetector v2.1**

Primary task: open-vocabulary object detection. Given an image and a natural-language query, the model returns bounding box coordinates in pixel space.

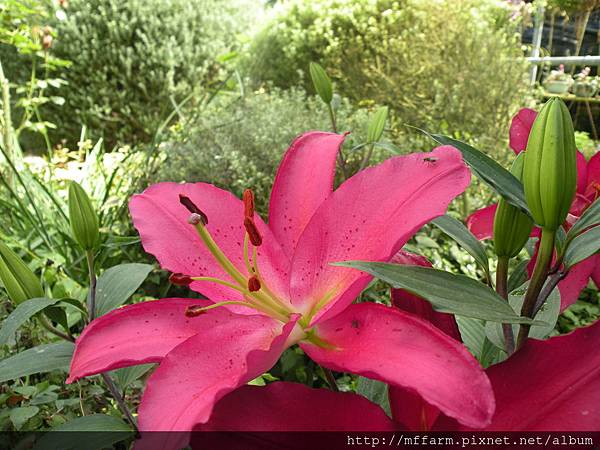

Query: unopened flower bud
[523,98,577,231]
[493,153,534,258]
[68,181,100,250]
[42,34,53,50]
[309,62,333,105]
[0,243,44,305]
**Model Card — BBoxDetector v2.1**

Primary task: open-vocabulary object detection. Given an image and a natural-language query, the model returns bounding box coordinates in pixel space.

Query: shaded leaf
[0,342,74,383]
[563,226,600,269]
[0,297,60,345]
[94,263,152,317]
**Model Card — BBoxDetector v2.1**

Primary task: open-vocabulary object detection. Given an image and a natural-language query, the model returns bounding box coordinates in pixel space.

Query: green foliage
[154,87,387,214]
[247,0,530,156]
[48,0,243,146]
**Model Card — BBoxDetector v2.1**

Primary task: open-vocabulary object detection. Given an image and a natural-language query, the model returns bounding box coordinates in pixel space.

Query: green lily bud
[0,243,44,304]
[68,181,99,250]
[523,98,577,231]
[367,106,388,143]
[309,62,333,105]
[493,153,534,258]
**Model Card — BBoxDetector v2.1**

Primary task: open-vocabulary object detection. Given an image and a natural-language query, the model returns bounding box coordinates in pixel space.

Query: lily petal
[269,132,346,258]
[441,320,600,431]
[67,298,220,382]
[135,314,300,450]
[576,151,589,194]
[389,250,462,430]
[291,146,470,322]
[465,204,497,240]
[301,303,494,429]
[586,151,600,191]
[129,182,290,305]
[592,257,600,289]
[557,257,597,311]
[195,382,396,431]
[509,108,536,154]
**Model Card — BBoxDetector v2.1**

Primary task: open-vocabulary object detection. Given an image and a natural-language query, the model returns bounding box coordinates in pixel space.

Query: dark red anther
[247,275,261,292]
[244,217,262,246]
[179,195,208,225]
[185,305,206,317]
[243,189,255,218]
[169,273,192,286]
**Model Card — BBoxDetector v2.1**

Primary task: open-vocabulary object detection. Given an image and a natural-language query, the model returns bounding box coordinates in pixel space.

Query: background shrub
[48,0,245,147]
[153,87,380,214]
[246,0,530,158]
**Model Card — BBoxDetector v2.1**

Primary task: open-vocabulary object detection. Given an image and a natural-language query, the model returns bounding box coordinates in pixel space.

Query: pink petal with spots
[290,146,470,322]
[195,382,396,431]
[134,314,300,450]
[269,132,346,258]
[301,303,494,429]
[436,320,600,431]
[129,182,291,308]
[67,298,221,383]
[585,152,600,200]
[465,204,497,240]
[592,257,600,289]
[558,257,596,311]
[388,250,462,430]
[509,108,536,154]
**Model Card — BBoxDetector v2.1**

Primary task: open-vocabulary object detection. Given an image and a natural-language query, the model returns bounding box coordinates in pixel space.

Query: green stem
[322,366,339,392]
[516,228,556,349]
[38,315,74,342]
[359,143,375,172]
[0,59,14,188]
[495,256,514,355]
[100,373,139,435]
[328,103,348,179]
[86,250,97,322]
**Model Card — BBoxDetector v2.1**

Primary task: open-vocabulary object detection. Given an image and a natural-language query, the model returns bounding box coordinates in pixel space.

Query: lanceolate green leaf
[33,414,132,450]
[0,342,74,383]
[356,377,391,416]
[563,226,600,269]
[566,197,600,241]
[0,297,60,345]
[432,215,490,278]
[94,263,153,317]
[424,132,532,217]
[335,261,537,324]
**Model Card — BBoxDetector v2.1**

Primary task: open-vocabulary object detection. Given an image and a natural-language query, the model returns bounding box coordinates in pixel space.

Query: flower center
[175,191,293,323]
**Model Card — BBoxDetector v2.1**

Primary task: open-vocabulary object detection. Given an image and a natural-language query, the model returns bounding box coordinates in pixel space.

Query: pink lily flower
[467,108,600,310]
[387,251,600,431]
[67,132,495,448]
[187,252,600,437]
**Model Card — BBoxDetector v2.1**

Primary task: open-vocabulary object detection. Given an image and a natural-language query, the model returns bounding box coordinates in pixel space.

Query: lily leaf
[432,215,490,278]
[0,297,60,345]
[0,342,74,383]
[566,196,600,241]
[336,261,539,324]
[94,263,153,317]
[563,226,600,269]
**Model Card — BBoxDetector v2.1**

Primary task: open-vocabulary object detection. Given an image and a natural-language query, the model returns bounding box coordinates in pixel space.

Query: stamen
[169,273,192,286]
[243,189,255,218]
[244,217,262,246]
[185,301,251,317]
[179,194,208,225]
[248,276,261,292]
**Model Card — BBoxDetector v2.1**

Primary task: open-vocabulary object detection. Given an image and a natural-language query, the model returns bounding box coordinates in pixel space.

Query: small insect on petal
[169,273,192,286]
[244,217,263,246]
[179,195,208,225]
[247,275,261,292]
[243,189,255,218]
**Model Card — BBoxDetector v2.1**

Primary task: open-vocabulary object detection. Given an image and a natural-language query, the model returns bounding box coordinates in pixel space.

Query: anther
[185,305,206,317]
[169,273,192,286]
[248,276,261,292]
[244,217,262,246]
[179,195,208,225]
[243,189,255,218]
